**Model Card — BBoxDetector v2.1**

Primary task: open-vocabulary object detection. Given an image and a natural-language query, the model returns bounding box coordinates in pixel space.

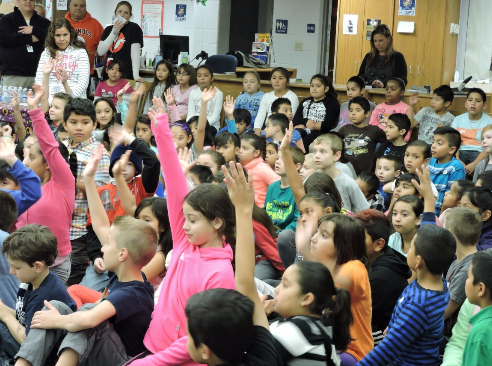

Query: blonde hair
[444,207,482,246]
[313,134,342,154]
[113,216,158,267]
[482,124,492,140]
[304,153,316,169]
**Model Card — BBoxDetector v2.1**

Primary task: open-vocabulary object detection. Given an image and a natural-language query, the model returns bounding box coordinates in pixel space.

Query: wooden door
[361,0,395,57]
[334,0,364,84]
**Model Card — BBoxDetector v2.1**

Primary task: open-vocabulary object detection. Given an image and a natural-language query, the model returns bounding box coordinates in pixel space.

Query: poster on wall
[141,0,164,38]
[398,0,416,16]
[366,19,381,40]
[57,0,67,10]
[175,4,186,21]
[343,14,358,35]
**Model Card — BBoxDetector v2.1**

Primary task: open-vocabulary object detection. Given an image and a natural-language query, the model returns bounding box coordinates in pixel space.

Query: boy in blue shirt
[451,87,492,175]
[428,126,466,215]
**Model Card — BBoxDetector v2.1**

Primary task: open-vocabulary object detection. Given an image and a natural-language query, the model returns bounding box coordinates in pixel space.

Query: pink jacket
[369,101,412,142]
[17,108,75,257]
[132,113,235,366]
[244,157,280,207]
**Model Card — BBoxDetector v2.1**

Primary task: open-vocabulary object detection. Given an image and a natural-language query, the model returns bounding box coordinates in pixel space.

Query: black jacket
[0,7,50,77]
[369,247,411,334]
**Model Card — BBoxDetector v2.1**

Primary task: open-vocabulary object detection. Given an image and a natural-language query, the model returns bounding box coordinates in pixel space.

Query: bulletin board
[141,0,164,38]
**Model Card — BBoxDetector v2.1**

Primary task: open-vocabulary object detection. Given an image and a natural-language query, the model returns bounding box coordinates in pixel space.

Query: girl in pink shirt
[127,97,235,366]
[239,134,280,207]
[17,85,76,284]
[369,77,412,142]
[172,63,199,121]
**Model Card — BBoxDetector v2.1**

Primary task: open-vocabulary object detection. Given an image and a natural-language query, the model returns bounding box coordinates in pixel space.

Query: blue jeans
[80,263,110,292]
[459,150,480,165]
[0,320,20,365]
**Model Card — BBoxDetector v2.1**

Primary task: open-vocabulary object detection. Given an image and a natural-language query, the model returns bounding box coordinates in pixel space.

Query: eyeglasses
[176,73,189,76]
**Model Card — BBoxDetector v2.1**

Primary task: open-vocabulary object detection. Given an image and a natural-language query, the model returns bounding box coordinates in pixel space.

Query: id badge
[27,45,34,52]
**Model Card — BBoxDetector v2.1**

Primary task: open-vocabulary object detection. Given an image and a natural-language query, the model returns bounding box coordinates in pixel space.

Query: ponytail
[326,287,353,351]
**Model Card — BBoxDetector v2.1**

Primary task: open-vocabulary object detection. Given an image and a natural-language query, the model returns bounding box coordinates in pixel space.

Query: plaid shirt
[66,135,110,240]
[368,191,385,212]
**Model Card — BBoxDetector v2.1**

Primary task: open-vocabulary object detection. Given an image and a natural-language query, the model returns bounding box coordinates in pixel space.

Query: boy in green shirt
[462,252,492,365]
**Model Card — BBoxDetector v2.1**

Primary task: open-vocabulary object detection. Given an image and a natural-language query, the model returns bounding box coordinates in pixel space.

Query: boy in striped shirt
[357,219,456,366]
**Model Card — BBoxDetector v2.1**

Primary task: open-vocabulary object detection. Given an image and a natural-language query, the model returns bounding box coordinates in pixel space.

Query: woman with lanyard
[97,1,143,81]
[358,24,407,88]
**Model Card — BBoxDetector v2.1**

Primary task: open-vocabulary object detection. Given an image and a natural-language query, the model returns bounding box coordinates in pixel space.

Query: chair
[204,55,238,74]
[125,79,153,116]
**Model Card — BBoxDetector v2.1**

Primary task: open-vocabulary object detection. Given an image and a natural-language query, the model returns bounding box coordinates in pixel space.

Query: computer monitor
[159,35,189,65]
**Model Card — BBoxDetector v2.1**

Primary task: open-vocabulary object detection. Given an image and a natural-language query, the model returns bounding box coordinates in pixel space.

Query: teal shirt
[264,180,298,232]
[462,304,492,366]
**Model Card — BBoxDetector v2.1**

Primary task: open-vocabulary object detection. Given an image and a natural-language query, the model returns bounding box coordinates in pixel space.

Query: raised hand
[201,87,216,103]
[222,161,254,211]
[112,149,131,177]
[412,165,435,201]
[109,123,131,146]
[2,124,13,138]
[11,92,20,110]
[128,84,146,104]
[60,69,68,84]
[0,136,17,166]
[83,144,104,178]
[116,82,132,97]
[164,88,176,106]
[43,58,54,76]
[280,122,294,151]
[409,92,419,106]
[177,147,195,174]
[27,84,45,110]
[152,96,166,115]
[223,95,235,119]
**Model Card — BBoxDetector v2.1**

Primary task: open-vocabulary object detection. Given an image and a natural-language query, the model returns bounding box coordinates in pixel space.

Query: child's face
[349,103,369,125]
[356,178,374,200]
[394,180,418,200]
[136,206,163,235]
[176,68,191,86]
[392,201,421,235]
[465,92,486,118]
[54,26,71,51]
[464,264,480,305]
[188,172,202,187]
[63,113,96,144]
[431,134,453,161]
[265,144,278,169]
[25,144,48,181]
[188,121,198,139]
[310,78,328,100]
[171,125,192,150]
[313,143,339,170]
[273,265,306,318]
[482,130,492,154]
[299,160,316,181]
[243,73,260,94]
[346,81,363,99]
[404,146,428,173]
[156,64,170,83]
[216,141,239,163]
[274,151,285,176]
[120,160,136,183]
[107,64,122,83]
[101,225,120,272]
[459,195,482,218]
[275,103,293,121]
[310,220,337,262]
[385,119,402,141]
[197,153,219,175]
[0,176,19,191]
[49,97,66,123]
[182,201,220,245]
[135,122,153,145]
[235,120,248,135]
[377,158,398,183]
[430,94,448,112]
[271,71,288,92]
[197,68,213,89]
[298,198,330,226]
[406,235,417,269]
[385,80,404,104]
[443,181,460,208]
[95,100,115,128]
[263,119,277,139]
[7,256,38,283]
[238,139,259,165]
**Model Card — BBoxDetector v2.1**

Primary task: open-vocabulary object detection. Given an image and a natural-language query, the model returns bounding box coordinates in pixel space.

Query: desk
[235,67,297,80]
[0,103,33,135]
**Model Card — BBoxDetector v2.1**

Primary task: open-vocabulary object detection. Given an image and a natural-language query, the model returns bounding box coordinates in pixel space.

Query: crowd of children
[1,56,492,366]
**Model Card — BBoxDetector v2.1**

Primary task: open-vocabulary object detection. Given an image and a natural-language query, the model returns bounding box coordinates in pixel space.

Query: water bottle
[2,87,9,104]
[21,88,28,104]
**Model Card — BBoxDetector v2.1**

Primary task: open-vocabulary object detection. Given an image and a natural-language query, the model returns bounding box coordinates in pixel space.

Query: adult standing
[0,0,50,89]
[65,0,103,76]
[97,1,143,81]
[358,24,407,88]
[34,4,45,18]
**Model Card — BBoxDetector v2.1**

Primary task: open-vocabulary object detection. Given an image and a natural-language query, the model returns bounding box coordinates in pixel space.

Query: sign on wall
[307,24,315,33]
[175,4,186,21]
[275,19,288,34]
[57,0,67,10]
[141,0,164,38]
[398,0,416,16]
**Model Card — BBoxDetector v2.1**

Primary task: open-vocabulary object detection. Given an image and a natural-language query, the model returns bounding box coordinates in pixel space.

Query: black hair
[64,98,96,123]
[378,154,403,171]
[271,97,291,113]
[199,150,226,171]
[347,75,366,90]
[477,171,492,191]
[32,140,78,182]
[189,164,213,184]
[0,191,17,231]
[147,59,176,104]
[311,74,338,100]
[300,191,341,213]
[304,172,343,212]
[433,126,462,153]
[0,160,18,186]
[57,123,67,133]
[355,209,391,250]
[240,133,267,160]
[102,59,124,81]
[135,115,157,147]
[452,180,475,201]
[471,252,492,300]
[462,187,492,217]
[349,96,371,113]
[295,261,353,354]
[395,173,420,195]
[387,77,406,91]
[433,85,454,104]
[177,63,197,86]
[393,195,424,217]
[414,224,456,275]
[388,113,411,135]
[467,87,486,102]
[186,116,215,147]
[267,113,289,132]
[197,64,214,77]
[233,108,251,126]
[215,132,240,149]
[185,288,254,363]
[271,67,290,84]
[94,97,117,130]
[358,171,380,196]
[15,140,25,161]
[407,140,431,160]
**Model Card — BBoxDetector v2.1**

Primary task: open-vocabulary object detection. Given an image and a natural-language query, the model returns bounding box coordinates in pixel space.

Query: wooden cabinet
[334,0,460,88]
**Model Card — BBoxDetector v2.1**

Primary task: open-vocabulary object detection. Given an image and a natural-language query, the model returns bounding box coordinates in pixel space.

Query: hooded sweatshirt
[65,11,104,73]
[477,219,492,251]
[369,247,411,343]
[131,113,235,366]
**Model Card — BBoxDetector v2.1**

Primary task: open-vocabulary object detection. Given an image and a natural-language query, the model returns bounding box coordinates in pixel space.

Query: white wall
[85,0,229,64]
[271,0,324,82]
